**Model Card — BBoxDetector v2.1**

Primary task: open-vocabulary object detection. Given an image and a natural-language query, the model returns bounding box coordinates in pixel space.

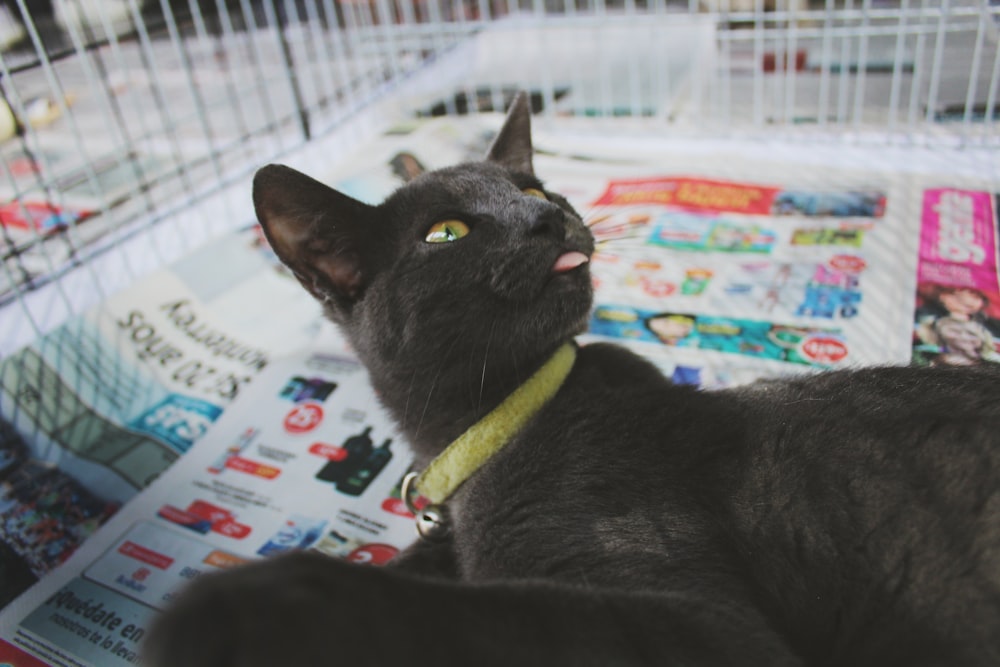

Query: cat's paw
[142,551,413,667]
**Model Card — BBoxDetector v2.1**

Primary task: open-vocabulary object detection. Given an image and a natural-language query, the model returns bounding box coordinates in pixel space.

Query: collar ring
[401,471,422,515]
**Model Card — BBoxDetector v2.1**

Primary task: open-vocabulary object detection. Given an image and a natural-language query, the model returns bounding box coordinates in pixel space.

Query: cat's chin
[544,261,592,295]
[539,270,593,337]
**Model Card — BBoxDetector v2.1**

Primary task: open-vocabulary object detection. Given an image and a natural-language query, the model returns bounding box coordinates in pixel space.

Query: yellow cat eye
[425,220,470,243]
[523,188,547,200]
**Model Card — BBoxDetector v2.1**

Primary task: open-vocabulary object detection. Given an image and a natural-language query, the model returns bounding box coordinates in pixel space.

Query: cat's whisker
[415,371,440,444]
[465,325,480,414]
[512,305,527,386]
[416,332,463,442]
[402,369,417,431]
[479,319,498,415]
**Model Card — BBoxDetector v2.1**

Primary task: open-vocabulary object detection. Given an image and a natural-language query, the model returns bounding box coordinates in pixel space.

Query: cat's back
[730,362,1000,505]
[726,363,1000,665]
[737,361,1000,419]
[533,348,1000,662]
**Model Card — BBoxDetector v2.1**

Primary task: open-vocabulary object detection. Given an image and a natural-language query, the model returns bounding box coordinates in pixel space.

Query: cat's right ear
[486,91,533,174]
[253,164,374,308]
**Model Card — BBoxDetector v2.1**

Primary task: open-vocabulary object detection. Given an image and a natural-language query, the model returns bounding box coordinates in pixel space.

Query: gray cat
[144,93,1000,667]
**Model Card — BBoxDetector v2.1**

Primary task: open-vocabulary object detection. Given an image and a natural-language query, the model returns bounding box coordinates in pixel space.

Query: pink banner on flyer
[919,189,1000,292]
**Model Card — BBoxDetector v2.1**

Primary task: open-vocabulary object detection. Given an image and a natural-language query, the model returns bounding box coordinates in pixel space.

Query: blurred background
[0,0,996,343]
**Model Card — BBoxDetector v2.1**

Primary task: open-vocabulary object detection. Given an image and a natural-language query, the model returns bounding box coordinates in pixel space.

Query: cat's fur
[144,94,1000,667]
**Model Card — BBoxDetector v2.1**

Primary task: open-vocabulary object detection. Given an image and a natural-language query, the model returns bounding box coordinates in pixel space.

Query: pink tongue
[553,251,589,274]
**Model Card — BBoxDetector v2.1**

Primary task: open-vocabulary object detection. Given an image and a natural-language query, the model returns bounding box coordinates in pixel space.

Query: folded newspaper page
[3,348,416,666]
[0,114,997,666]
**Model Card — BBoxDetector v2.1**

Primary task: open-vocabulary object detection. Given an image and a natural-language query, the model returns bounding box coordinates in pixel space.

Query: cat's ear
[486,91,533,174]
[253,164,374,307]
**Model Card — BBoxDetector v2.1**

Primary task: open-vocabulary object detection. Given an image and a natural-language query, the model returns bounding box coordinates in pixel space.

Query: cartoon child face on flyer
[645,314,697,346]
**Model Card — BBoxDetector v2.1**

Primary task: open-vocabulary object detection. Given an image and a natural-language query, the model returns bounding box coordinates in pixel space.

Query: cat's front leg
[142,551,425,667]
[143,550,801,667]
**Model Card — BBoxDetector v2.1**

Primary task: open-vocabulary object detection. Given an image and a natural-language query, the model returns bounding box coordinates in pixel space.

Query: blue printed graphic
[648,213,777,254]
[590,304,847,367]
[129,394,222,454]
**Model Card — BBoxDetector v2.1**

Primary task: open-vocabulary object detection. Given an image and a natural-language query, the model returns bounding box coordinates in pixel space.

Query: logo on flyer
[829,255,867,273]
[117,541,174,570]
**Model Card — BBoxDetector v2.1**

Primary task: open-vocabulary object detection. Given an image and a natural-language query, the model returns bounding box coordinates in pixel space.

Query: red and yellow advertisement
[592,177,780,214]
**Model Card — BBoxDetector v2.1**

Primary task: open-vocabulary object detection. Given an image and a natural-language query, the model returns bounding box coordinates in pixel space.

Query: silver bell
[401,472,451,541]
[416,505,449,541]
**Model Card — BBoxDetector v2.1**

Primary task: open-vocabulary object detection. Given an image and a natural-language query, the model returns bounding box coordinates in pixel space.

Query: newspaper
[3,349,416,667]
[0,113,996,666]
[0,224,328,608]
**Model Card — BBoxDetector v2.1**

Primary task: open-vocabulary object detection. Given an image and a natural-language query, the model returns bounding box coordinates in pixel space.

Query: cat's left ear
[253,164,376,310]
[486,91,533,174]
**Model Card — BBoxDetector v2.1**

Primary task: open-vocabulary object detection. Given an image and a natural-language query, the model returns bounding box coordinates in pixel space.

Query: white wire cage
[0,0,997,349]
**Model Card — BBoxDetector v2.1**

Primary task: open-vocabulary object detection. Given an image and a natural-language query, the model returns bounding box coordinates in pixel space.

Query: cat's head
[252,94,594,425]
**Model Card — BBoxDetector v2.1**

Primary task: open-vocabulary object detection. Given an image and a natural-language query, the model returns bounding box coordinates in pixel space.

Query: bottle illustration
[257,515,327,556]
[278,376,306,400]
[279,376,337,403]
[300,378,337,403]
[207,427,258,474]
[315,426,373,483]
[337,439,393,496]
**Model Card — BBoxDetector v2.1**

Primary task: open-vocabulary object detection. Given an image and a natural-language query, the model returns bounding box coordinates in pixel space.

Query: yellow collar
[413,342,577,505]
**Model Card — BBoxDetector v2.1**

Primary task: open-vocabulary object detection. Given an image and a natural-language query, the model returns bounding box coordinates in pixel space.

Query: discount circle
[283,403,324,434]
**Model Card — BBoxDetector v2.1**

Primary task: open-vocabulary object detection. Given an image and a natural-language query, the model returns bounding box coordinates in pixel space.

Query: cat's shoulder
[574,341,673,389]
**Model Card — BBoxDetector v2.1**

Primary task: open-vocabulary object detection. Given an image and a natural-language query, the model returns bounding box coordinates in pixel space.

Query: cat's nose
[527,208,564,239]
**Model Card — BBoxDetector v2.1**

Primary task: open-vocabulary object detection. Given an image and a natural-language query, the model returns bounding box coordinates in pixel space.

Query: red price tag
[802,336,849,364]
[347,544,398,566]
[187,500,232,522]
[640,277,676,298]
[309,442,347,461]
[284,403,324,434]
[118,541,174,569]
[381,497,412,518]
[381,495,427,518]
[212,518,252,539]
[225,456,281,480]
[830,255,867,273]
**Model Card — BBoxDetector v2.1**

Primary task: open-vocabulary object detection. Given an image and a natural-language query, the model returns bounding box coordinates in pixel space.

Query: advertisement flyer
[0,225,328,608]
[911,188,1000,366]
[584,175,905,369]
[1,351,418,667]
